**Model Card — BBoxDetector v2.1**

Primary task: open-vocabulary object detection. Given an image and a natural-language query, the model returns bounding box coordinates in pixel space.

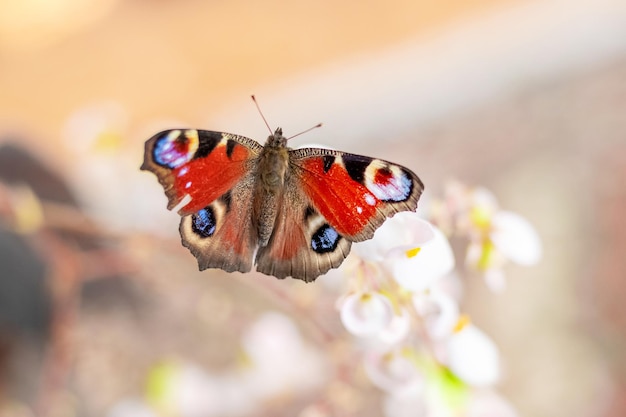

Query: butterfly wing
[292,148,423,241]
[255,148,423,282]
[142,129,263,272]
[254,177,352,281]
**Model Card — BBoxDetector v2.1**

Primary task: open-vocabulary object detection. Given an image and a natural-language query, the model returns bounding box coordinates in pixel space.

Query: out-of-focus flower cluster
[103,182,539,417]
[108,312,328,417]
[431,181,542,292]
[330,181,541,416]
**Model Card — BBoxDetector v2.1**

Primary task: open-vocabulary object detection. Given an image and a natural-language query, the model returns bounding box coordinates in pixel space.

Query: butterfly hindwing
[255,174,352,281]
[180,177,258,274]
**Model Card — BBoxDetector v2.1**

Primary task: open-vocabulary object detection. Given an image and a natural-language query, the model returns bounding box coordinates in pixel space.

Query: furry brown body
[254,129,290,246]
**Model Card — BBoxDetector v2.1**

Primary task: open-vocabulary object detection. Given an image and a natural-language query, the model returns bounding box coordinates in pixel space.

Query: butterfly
[141,118,423,282]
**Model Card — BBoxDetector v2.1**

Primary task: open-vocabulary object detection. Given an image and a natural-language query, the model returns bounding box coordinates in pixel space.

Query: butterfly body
[254,129,289,246]
[142,127,423,282]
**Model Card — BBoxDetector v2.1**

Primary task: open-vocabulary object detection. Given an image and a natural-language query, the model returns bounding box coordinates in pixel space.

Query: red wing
[141,129,262,215]
[289,148,424,242]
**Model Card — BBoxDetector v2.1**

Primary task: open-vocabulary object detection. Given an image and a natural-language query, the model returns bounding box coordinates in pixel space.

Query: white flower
[144,362,225,417]
[445,324,500,387]
[353,212,455,292]
[340,292,394,337]
[377,308,412,345]
[466,210,542,292]
[413,290,460,340]
[169,366,221,417]
[239,312,328,400]
[364,349,425,394]
[390,226,455,292]
[353,212,434,262]
[490,211,542,266]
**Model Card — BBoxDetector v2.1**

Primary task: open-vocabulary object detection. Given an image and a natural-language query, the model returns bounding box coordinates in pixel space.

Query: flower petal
[446,325,500,387]
[353,213,434,262]
[377,309,411,345]
[364,349,424,393]
[490,211,542,266]
[413,290,460,340]
[390,227,455,292]
[340,292,394,337]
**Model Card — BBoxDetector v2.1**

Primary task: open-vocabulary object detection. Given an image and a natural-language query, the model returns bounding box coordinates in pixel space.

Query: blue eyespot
[192,207,216,237]
[311,224,340,253]
[153,131,190,169]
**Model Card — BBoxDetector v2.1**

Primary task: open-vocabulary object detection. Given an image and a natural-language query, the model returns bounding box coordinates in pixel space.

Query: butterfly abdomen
[254,132,290,246]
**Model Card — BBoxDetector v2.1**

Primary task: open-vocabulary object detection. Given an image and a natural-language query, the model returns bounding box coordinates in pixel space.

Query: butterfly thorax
[255,128,290,247]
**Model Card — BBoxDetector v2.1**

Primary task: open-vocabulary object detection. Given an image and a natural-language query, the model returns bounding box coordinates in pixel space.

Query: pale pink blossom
[340,292,394,337]
[364,349,425,394]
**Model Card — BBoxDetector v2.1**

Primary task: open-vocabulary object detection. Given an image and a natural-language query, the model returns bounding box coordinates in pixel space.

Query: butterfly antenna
[287,123,323,141]
[251,95,273,134]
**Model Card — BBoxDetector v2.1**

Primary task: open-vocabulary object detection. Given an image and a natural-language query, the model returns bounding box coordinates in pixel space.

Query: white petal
[340,292,394,337]
[470,187,499,212]
[353,213,434,261]
[484,268,506,293]
[391,227,455,292]
[490,211,542,266]
[377,309,412,345]
[364,350,425,393]
[174,366,221,417]
[240,312,328,399]
[446,325,500,387]
[241,312,303,363]
[413,291,460,340]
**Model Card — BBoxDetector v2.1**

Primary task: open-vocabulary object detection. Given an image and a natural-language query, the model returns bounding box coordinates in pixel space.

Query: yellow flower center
[453,314,471,333]
[405,247,421,258]
[469,205,492,231]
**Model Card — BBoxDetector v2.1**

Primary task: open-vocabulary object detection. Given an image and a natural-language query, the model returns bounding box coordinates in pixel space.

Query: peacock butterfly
[141,100,424,282]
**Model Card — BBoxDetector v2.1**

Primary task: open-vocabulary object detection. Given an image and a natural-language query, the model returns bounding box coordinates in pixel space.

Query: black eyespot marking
[343,154,370,184]
[220,190,232,212]
[322,155,335,173]
[304,205,316,221]
[226,139,237,159]
[311,224,340,253]
[195,131,222,158]
[192,207,217,238]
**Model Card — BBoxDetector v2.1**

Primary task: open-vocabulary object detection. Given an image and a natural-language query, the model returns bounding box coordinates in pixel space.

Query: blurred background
[1,0,626,416]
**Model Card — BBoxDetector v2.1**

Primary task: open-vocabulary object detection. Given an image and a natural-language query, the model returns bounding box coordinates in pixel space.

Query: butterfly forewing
[141,129,263,214]
[288,148,423,242]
